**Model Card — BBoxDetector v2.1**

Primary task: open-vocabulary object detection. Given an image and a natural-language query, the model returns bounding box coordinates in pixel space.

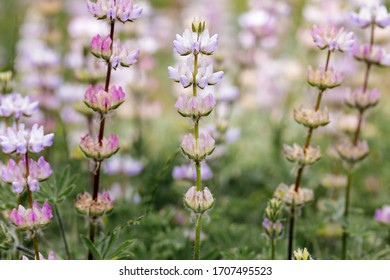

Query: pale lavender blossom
[172,163,213,181]
[311,24,354,52]
[346,87,380,110]
[181,132,215,161]
[0,124,54,154]
[84,84,126,113]
[350,3,390,29]
[87,0,142,23]
[110,40,140,69]
[375,205,390,225]
[104,155,144,176]
[199,29,218,55]
[0,93,39,119]
[9,201,53,230]
[353,43,390,66]
[1,156,52,193]
[175,93,216,118]
[79,133,119,161]
[173,29,199,56]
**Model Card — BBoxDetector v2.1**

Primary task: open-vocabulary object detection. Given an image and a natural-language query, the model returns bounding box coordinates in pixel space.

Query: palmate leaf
[81,235,102,260]
[107,239,136,260]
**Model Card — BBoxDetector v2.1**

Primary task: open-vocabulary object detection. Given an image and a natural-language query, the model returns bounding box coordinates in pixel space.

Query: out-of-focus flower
[353,43,390,66]
[283,143,321,165]
[293,107,330,128]
[84,84,125,113]
[0,124,54,155]
[0,93,39,119]
[104,155,143,176]
[184,186,214,213]
[320,173,347,189]
[181,133,215,161]
[79,133,119,161]
[307,66,344,90]
[374,205,390,225]
[168,56,223,89]
[346,87,380,111]
[22,251,56,260]
[336,139,369,164]
[75,191,114,216]
[0,71,12,83]
[172,163,213,181]
[262,218,283,239]
[87,0,142,23]
[175,93,216,119]
[274,183,314,206]
[350,4,390,29]
[9,201,52,230]
[1,157,52,193]
[311,24,354,52]
[293,248,313,260]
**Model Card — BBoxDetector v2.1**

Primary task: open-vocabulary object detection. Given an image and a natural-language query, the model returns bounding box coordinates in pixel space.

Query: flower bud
[262,218,283,239]
[283,143,321,165]
[345,88,380,111]
[175,93,216,120]
[184,186,214,214]
[293,107,330,128]
[274,183,314,206]
[336,140,369,164]
[307,66,344,90]
[293,248,313,260]
[181,133,215,161]
[84,84,126,114]
[192,18,206,34]
[74,191,114,216]
[9,201,53,231]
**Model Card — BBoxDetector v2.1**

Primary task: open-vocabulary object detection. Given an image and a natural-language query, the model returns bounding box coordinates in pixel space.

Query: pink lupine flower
[90,34,112,61]
[87,0,142,22]
[346,87,380,111]
[0,124,54,155]
[350,4,390,29]
[0,93,39,119]
[184,186,214,213]
[175,93,216,119]
[311,24,354,52]
[84,84,125,113]
[9,201,53,230]
[75,191,114,216]
[353,43,390,66]
[181,133,215,161]
[1,156,52,193]
[375,205,390,225]
[79,133,119,161]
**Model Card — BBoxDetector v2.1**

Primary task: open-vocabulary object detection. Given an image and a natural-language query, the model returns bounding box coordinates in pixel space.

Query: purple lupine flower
[350,3,390,29]
[9,201,53,230]
[375,205,390,225]
[167,58,193,88]
[353,43,390,66]
[84,84,126,113]
[173,29,199,56]
[1,156,52,193]
[0,93,39,120]
[110,40,140,69]
[90,34,112,61]
[79,133,119,161]
[104,155,144,176]
[172,163,213,181]
[0,124,54,155]
[175,93,216,118]
[181,133,215,161]
[311,24,354,52]
[199,29,218,55]
[196,57,224,89]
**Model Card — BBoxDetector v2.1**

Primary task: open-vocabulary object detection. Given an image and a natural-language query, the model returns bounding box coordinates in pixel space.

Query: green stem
[271,238,275,260]
[54,203,72,260]
[341,168,352,259]
[194,213,202,260]
[33,235,40,260]
[287,201,295,260]
[196,161,201,191]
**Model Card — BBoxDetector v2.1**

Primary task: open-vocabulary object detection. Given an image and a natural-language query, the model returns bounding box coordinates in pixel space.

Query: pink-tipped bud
[84,84,126,113]
[180,133,215,161]
[74,191,114,216]
[79,133,120,161]
[9,202,52,230]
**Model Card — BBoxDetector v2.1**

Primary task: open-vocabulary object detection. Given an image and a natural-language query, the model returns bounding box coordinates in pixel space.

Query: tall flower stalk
[168,20,223,259]
[279,24,354,259]
[79,0,141,259]
[339,3,390,259]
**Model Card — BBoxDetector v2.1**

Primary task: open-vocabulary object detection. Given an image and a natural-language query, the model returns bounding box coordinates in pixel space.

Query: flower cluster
[74,192,114,216]
[283,144,321,166]
[353,43,390,66]
[262,198,283,240]
[274,183,313,206]
[350,3,390,29]
[293,248,313,260]
[0,93,39,120]
[9,202,53,231]
[346,87,380,111]
[181,133,215,161]
[84,84,126,113]
[311,24,354,52]
[307,66,344,90]
[1,157,52,193]
[293,107,330,129]
[336,140,369,165]
[79,133,119,161]
[175,93,216,120]
[87,0,142,23]
[183,186,214,214]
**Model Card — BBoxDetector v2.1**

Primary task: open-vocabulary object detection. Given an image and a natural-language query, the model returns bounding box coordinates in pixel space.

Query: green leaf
[81,235,102,260]
[108,239,136,260]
